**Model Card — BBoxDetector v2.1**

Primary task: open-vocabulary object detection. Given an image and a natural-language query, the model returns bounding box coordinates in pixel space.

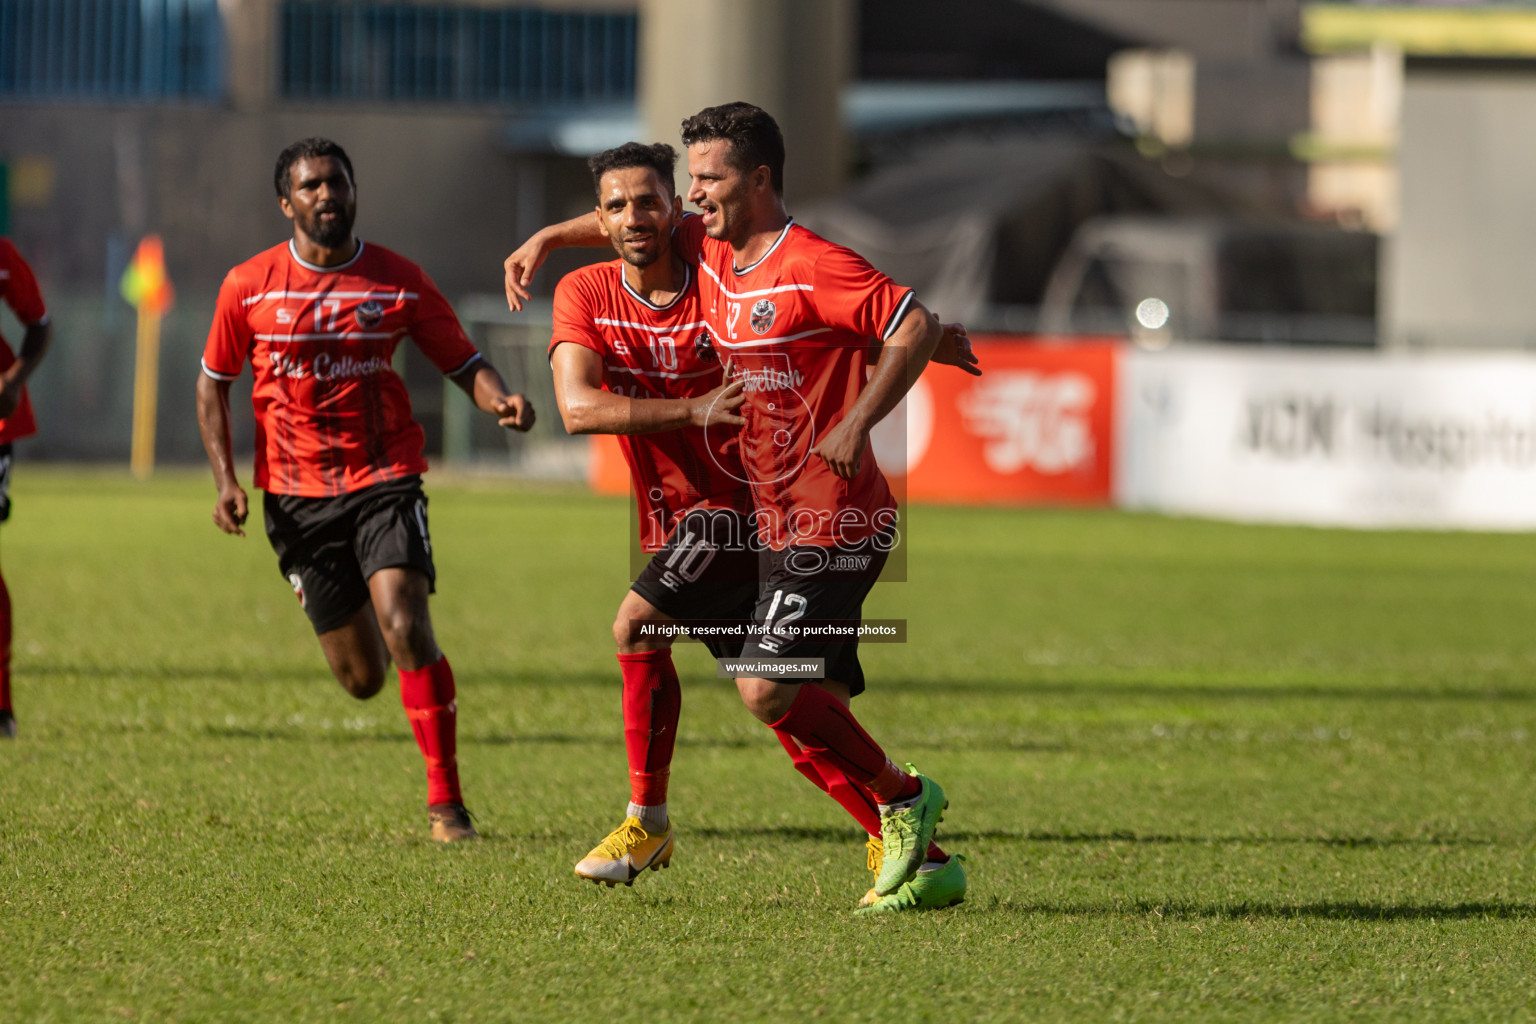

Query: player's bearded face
[284,156,357,250]
[598,168,677,269]
[302,194,355,249]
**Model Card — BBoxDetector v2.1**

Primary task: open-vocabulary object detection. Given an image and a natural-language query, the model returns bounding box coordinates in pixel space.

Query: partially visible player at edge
[506,106,982,913]
[547,141,754,887]
[0,240,53,739]
[197,137,535,840]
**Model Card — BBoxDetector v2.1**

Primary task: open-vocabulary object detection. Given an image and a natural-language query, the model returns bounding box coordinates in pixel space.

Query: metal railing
[280,2,637,106]
[0,0,223,102]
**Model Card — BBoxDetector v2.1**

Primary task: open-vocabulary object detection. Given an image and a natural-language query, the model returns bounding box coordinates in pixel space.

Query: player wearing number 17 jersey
[197,138,535,842]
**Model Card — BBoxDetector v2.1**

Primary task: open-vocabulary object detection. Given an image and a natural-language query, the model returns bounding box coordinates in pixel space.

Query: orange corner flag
[120,235,175,315]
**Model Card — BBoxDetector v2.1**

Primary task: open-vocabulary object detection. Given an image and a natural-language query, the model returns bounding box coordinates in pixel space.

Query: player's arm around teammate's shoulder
[502,211,608,312]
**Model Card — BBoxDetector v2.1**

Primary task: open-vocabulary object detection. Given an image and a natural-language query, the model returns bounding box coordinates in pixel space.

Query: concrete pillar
[639,0,852,205]
[219,0,278,112]
[1383,69,1536,349]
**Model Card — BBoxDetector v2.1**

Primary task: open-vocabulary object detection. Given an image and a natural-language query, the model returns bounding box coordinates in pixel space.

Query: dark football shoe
[428,803,479,842]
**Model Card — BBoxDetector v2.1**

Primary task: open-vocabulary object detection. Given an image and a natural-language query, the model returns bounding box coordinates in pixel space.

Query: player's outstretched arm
[551,344,745,435]
[451,359,536,432]
[867,316,980,377]
[503,212,609,312]
[0,318,51,420]
[931,318,981,376]
[195,372,249,537]
[812,300,945,479]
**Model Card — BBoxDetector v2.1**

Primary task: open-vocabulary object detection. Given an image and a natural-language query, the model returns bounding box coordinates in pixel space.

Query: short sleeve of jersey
[549,271,608,359]
[808,244,915,342]
[408,266,482,375]
[201,270,253,381]
[0,241,46,324]
[671,214,706,263]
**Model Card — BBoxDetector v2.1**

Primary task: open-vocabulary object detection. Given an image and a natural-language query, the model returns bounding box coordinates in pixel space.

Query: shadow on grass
[669,825,1501,849]
[948,828,1497,847]
[202,726,763,750]
[199,725,1065,755]
[997,898,1536,921]
[872,677,1536,704]
[32,663,1536,706]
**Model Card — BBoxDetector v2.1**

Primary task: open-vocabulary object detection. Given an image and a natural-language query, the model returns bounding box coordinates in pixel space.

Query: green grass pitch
[5,468,1536,1021]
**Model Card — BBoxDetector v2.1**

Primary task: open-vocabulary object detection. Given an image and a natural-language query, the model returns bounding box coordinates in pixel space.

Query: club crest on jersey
[693,327,718,364]
[354,300,384,330]
[750,299,776,335]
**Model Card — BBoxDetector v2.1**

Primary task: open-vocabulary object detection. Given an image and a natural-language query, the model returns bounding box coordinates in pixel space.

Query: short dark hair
[586,142,678,200]
[680,102,785,195]
[274,137,355,199]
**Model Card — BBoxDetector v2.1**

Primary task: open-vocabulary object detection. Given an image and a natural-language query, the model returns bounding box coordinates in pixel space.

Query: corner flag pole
[130,303,161,480]
[121,236,174,481]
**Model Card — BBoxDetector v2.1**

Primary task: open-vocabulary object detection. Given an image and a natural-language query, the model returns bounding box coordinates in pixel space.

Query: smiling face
[596,164,681,269]
[280,155,356,250]
[686,139,761,246]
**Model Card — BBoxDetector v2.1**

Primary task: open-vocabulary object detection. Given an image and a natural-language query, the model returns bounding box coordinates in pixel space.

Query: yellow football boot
[575,816,674,887]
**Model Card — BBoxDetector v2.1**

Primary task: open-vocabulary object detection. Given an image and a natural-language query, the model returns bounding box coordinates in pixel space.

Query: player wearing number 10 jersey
[197,137,535,842]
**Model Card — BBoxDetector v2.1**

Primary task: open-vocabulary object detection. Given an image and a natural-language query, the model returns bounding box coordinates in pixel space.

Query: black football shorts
[630,507,759,659]
[0,443,14,523]
[735,532,894,696]
[263,475,436,634]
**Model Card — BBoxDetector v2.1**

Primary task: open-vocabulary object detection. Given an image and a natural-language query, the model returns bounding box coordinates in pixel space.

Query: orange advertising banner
[588,337,1122,507]
[874,337,1119,505]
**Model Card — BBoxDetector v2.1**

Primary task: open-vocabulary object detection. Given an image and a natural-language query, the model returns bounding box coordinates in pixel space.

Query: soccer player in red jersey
[505,108,980,912]
[548,141,753,886]
[197,138,535,840]
[0,240,54,739]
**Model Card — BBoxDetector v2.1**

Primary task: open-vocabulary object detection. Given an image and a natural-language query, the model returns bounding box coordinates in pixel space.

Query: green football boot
[856,854,968,915]
[873,765,948,896]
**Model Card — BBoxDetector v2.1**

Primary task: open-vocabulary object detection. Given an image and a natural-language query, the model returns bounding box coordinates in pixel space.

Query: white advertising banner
[1119,344,1536,529]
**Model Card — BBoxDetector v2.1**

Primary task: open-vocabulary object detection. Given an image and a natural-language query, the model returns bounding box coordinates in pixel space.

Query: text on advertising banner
[1119,344,1536,529]
[871,337,1118,505]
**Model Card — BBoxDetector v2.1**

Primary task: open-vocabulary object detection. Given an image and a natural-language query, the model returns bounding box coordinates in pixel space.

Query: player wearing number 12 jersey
[197,138,535,841]
[678,103,974,913]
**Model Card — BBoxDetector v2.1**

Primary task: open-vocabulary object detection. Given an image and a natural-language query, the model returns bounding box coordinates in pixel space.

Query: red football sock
[768,684,920,805]
[775,727,879,835]
[618,649,681,806]
[0,569,11,714]
[399,656,462,806]
[774,728,946,860]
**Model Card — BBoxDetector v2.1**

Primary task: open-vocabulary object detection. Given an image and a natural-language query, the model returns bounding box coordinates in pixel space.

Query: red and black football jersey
[550,257,751,551]
[676,217,912,549]
[202,240,482,497]
[0,239,46,444]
